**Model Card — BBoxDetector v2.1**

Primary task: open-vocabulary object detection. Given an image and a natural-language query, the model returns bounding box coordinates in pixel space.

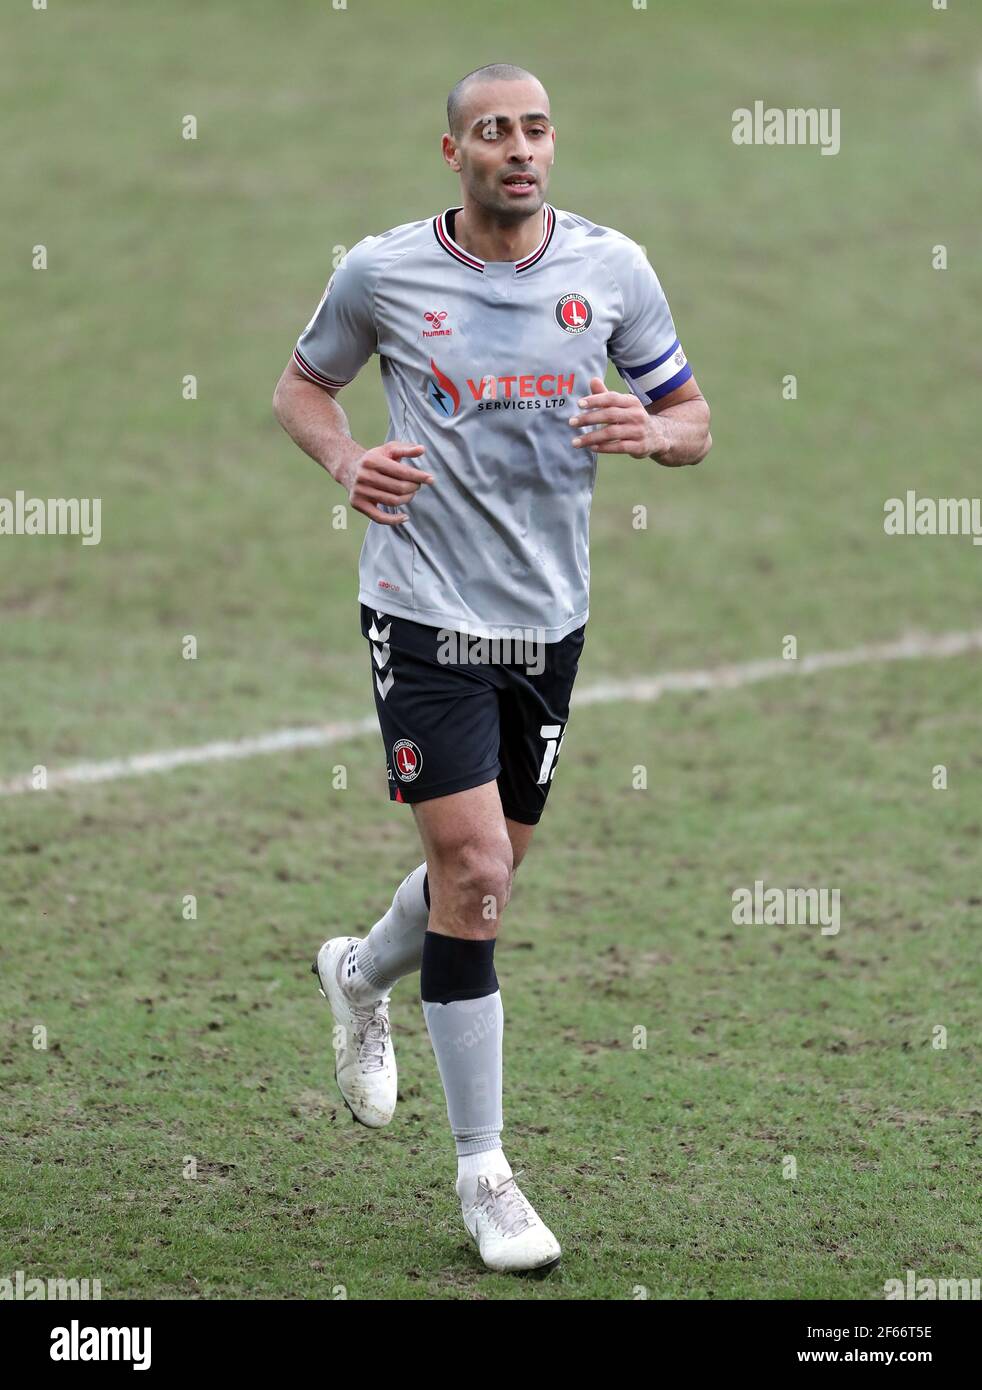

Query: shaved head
[447,63,545,138]
[441,65,554,230]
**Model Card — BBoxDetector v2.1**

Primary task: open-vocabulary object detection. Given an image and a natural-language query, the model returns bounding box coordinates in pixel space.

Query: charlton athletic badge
[555,293,592,334]
[392,738,422,782]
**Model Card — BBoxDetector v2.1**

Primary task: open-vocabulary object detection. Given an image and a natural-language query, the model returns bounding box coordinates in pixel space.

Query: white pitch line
[0,717,378,798]
[574,627,982,706]
[2,627,980,798]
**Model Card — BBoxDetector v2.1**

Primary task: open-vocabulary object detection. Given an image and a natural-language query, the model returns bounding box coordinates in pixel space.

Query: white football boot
[460,1172,561,1275]
[312,936,397,1128]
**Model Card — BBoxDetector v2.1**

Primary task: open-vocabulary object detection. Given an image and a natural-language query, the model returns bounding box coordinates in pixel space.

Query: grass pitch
[1,0,980,1299]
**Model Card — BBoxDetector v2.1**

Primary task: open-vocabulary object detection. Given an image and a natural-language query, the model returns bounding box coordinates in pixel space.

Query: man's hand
[339,442,434,526]
[568,375,711,467]
[569,377,664,458]
[272,361,436,520]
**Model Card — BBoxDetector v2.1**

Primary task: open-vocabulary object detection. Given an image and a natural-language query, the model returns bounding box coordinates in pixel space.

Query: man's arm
[272,359,432,525]
[569,375,712,467]
[273,358,364,488]
[644,376,712,467]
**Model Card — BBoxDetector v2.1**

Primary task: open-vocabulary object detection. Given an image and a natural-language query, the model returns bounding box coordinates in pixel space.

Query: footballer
[273,63,711,1274]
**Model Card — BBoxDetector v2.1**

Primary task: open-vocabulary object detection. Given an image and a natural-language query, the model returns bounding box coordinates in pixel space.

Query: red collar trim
[432,204,556,274]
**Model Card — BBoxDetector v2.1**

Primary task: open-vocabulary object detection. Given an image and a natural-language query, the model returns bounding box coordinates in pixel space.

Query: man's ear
[442,133,461,172]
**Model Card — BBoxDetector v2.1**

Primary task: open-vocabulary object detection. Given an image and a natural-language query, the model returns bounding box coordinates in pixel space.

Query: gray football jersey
[294,205,692,641]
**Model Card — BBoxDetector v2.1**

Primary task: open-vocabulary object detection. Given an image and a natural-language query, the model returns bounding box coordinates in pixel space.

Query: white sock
[339,939,388,1007]
[456,1148,512,1203]
[349,864,429,1002]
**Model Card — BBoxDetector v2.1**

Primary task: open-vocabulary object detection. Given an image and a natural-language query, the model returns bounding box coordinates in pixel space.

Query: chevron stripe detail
[370,613,394,699]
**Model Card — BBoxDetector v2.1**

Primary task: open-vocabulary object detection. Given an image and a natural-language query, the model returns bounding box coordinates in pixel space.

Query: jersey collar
[433,204,556,275]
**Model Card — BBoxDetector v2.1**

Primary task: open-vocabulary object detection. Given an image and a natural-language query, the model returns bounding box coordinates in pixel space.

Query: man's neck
[451,202,545,264]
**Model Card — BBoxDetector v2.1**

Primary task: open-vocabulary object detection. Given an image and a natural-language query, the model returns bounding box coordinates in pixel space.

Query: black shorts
[361,604,586,825]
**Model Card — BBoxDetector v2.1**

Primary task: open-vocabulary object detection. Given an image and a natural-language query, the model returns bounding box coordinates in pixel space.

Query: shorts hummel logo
[370,613,393,699]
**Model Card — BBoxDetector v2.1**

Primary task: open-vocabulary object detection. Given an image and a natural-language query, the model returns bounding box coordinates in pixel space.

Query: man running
[273,62,711,1274]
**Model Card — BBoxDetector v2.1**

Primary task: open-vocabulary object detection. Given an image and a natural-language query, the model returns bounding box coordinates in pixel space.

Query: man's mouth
[501,174,537,195]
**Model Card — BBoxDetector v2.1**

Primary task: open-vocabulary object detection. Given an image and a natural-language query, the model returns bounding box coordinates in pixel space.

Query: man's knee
[432,832,513,931]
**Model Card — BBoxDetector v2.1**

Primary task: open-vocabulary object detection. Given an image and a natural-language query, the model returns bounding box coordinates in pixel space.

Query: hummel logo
[370,616,393,699]
[423,310,451,339]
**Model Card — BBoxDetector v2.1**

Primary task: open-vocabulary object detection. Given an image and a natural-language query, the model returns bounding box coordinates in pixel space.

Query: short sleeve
[293,240,378,390]
[606,241,693,404]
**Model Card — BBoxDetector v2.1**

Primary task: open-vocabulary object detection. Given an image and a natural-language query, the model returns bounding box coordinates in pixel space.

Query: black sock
[420,932,498,1004]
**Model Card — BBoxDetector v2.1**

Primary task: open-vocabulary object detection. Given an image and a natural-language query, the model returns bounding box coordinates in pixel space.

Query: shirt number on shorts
[536,723,566,785]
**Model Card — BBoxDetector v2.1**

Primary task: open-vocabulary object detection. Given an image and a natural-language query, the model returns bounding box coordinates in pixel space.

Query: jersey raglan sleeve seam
[371,243,424,343]
[367,251,382,358]
[293,237,382,390]
[590,244,627,356]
